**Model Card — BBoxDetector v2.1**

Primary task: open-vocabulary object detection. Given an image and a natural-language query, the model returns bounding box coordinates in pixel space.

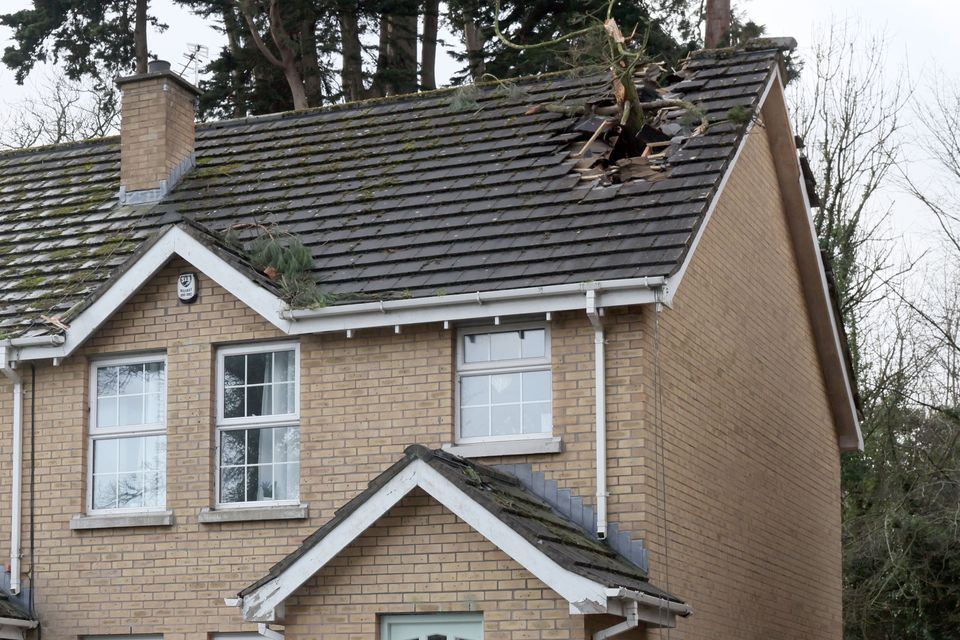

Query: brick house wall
[639,122,844,639]
[0,115,843,638]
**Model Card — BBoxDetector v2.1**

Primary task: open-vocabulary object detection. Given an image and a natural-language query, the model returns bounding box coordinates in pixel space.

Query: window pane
[272,382,295,415]
[522,371,551,402]
[248,465,272,501]
[247,385,270,416]
[460,407,489,439]
[491,404,522,436]
[520,329,546,358]
[144,436,166,472]
[274,350,295,383]
[118,364,144,394]
[247,352,271,385]
[224,355,245,387]
[223,386,244,419]
[220,467,244,503]
[490,331,521,361]
[274,427,300,464]
[143,471,165,508]
[463,333,489,363]
[144,392,163,425]
[93,439,118,474]
[221,430,245,465]
[460,376,488,407]
[116,472,143,508]
[97,366,118,397]
[117,437,144,473]
[248,428,273,465]
[117,395,144,426]
[523,402,552,434]
[144,361,165,393]
[92,475,118,510]
[275,463,299,501]
[96,397,118,428]
[490,373,521,404]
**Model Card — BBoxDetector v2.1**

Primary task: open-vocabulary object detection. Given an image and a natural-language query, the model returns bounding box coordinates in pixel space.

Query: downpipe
[0,347,22,594]
[594,600,639,640]
[585,291,607,539]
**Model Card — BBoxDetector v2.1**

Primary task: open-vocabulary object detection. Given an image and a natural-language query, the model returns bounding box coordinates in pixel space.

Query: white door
[380,613,483,640]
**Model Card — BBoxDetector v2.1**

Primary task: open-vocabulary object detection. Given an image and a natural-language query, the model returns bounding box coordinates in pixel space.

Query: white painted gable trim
[239,458,611,623]
[14,225,292,361]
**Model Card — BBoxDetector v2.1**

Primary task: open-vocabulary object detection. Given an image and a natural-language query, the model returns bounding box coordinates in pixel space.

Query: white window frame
[87,353,168,515]
[215,341,301,508]
[455,321,552,445]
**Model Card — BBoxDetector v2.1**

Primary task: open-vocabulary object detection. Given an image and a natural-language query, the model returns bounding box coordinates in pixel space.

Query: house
[0,40,861,640]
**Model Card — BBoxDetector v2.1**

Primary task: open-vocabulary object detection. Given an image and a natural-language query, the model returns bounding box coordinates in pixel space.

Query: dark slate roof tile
[0,47,779,333]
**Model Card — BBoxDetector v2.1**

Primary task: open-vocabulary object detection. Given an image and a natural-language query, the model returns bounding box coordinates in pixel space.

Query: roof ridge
[0,134,119,161]
[195,65,610,133]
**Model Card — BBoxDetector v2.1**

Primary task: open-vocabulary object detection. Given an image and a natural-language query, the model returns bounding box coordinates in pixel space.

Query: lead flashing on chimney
[118,153,196,205]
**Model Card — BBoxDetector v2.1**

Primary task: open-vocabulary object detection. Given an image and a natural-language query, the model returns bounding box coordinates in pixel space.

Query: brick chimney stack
[704,0,731,49]
[116,60,200,204]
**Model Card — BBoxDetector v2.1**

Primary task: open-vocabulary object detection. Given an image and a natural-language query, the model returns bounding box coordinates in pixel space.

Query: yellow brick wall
[638,122,844,639]
[284,489,605,640]
[0,114,843,639]
[120,76,196,193]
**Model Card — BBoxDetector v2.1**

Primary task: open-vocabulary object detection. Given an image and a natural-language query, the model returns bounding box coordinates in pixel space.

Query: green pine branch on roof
[226,222,334,309]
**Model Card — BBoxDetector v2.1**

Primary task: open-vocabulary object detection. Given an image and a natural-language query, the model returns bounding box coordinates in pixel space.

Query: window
[216,342,300,506]
[456,324,552,443]
[89,355,167,513]
[381,614,483,640]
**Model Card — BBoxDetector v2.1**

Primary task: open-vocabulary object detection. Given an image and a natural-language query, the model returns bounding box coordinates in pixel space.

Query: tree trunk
[134,0,148,73]
[238,0,310,110]
[421,0,439,90]
[463,20,486,80]
[221,4,248,117]
[283,64,309,110]
[299,10,323,106]
[704,0,731,48]
[393,12,418,94]
[338,9,365,101]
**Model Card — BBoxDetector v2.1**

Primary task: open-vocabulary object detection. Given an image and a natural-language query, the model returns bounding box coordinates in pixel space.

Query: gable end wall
[639,122,843,639]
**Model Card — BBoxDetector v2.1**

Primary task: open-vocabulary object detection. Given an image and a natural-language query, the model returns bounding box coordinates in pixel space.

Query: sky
[0,0,955,254]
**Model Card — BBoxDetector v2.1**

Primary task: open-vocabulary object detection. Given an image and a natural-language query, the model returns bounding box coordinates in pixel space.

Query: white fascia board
[791,135,863,451]
[14,226,291,362]
[242,463,420,622]
[766,66,863,452]
[283,277,664,335]
[661,72,778,308]
[241,459,610,622]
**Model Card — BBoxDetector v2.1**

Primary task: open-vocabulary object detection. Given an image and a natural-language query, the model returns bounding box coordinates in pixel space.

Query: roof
[238,445,683,622]
[0,593,33,622]
[0,45,782,338]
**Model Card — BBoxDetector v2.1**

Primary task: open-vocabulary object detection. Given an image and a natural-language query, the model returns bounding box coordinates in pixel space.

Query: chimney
[116,59,201,204]
[704,0,731,49]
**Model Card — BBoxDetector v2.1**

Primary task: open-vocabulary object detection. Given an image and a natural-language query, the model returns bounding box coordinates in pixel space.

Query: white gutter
[0,347,22,595]
[608,587,693,618]
[585,290,607,539]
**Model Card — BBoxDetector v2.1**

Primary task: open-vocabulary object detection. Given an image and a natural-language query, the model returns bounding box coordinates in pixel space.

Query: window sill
[70,511,174,530]
[442,436,562,458]
[198,503,309,523]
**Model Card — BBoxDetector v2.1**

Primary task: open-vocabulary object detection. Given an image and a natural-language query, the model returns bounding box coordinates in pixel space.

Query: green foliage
[725,105,752,124]
[842,407,960,638]
[240,225,331,308]
[446,0,700,83]
[0,1,163,86]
